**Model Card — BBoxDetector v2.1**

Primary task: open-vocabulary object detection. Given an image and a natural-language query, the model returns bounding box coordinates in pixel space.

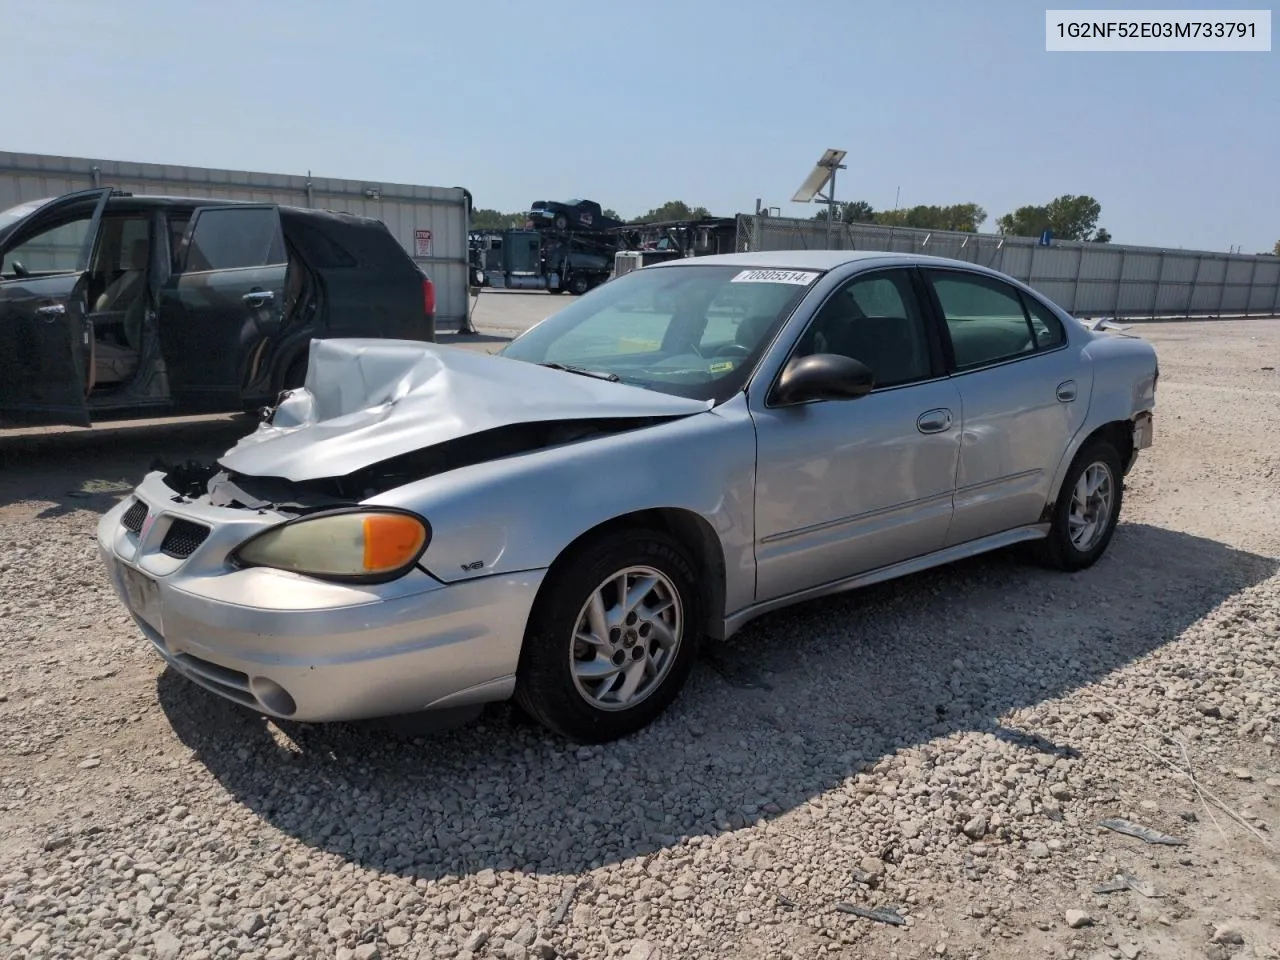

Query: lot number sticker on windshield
[731,269,820,285]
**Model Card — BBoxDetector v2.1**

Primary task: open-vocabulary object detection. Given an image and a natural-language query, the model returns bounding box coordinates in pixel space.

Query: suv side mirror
[773,353,874,405]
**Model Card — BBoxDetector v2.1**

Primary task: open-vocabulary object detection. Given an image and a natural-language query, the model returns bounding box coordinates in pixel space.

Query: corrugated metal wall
[735,215,1280,319]
[0,151,472,326]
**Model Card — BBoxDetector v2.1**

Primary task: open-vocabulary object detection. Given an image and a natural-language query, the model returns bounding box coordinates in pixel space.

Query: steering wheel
[10,260,29,278]
[710,342,752,359]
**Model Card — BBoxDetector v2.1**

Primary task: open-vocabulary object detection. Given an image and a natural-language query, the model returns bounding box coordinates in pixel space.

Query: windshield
[499,264,823,402]
[0,197,53,233]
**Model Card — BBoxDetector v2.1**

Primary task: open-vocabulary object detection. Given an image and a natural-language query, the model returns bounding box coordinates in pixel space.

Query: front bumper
[97,472,546,722]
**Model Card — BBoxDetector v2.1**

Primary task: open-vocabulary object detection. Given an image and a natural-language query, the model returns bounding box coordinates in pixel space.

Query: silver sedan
[98,251,1158,742]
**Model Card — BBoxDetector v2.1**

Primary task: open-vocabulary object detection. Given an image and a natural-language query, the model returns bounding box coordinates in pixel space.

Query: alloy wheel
[1069,461,1115,551]
[569,565,684,711]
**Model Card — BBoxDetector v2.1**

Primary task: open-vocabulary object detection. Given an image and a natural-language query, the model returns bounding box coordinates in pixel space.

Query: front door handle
[917,408,953,434]
[1056,379,1077,402]
[35,303,67,318]
[243,290,275,306]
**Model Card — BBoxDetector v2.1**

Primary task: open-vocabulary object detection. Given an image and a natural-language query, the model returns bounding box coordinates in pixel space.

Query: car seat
[810,296,921,387]
[92,238,149,385]
[95,238,149,350]
[96,238,147,313]
[734,313,777,352]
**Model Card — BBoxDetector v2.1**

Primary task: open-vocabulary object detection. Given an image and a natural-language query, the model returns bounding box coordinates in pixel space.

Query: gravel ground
[1,318,1278,960]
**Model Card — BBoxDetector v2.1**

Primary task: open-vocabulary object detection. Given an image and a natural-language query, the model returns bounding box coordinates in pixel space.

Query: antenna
[791,149,847,247]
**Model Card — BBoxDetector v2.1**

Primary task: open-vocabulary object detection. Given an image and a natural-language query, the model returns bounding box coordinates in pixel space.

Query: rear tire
[1034,438,1124,571]
[514,530,701,743]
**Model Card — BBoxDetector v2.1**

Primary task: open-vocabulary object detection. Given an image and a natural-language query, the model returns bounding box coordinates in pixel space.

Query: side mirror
[772,353,874,405]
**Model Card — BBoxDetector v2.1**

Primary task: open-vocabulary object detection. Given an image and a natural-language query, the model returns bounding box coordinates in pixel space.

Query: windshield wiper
[538,362,620,382]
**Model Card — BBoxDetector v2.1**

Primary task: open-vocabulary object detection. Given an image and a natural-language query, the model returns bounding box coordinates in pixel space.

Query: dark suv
[0,188,436,427]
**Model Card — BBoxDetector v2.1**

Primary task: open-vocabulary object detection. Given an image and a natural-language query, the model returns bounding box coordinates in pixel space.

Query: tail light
[422,276,436,316]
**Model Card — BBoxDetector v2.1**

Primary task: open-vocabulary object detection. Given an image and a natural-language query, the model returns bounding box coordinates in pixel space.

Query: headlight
[231,509,430,583]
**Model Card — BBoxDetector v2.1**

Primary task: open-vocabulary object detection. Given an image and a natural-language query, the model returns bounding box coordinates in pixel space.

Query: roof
[14,192,380,225]
[651,249,997,273]
[105,195,350,218]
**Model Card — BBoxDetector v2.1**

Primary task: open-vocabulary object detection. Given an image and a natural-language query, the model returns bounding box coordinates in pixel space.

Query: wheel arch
[1040,419,1134,522]
[530,507,728,641]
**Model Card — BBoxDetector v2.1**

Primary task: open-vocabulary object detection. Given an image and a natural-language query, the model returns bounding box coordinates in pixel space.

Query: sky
[4,0,1277,253]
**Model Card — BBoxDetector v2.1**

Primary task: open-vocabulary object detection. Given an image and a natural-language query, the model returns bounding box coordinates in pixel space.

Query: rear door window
[182,207,286,272]
[925,270,1037,370]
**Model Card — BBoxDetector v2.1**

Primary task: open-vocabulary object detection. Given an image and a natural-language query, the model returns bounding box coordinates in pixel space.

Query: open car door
[0,188,113,427]
[159,204,288,409]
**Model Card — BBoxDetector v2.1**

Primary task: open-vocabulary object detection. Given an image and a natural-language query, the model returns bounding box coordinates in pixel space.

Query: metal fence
[735,215,1280,319]
[0,151,473,326]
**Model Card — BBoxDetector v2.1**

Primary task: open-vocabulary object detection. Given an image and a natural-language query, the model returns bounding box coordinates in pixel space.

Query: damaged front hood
[219,339,712,482]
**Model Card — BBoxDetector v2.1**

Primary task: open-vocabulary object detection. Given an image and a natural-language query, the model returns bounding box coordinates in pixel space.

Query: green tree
[602,208,621,221]
[470,208,523,229]
[874,203,987,232]
[844,200,876,223]
[636,200,712,223]
[1091,228,1112,243]
[1273,240,1280,256]
[1045,194,1102,240]
[814,200,877,223]
[995,204,1051,238]
[997,194,1105,241]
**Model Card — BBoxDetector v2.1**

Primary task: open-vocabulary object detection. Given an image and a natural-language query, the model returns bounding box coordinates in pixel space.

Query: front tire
[1035,438,1124,571]
[515,530,701,743]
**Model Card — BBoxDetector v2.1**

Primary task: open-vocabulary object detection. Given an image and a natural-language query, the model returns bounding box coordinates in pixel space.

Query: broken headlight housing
[231,508,430,584]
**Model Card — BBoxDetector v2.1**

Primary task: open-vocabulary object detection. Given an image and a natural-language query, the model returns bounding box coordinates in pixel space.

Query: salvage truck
[0,188,436,428]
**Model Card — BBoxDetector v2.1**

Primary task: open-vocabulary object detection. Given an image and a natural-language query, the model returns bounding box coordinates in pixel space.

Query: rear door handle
[916,408,953,434]
[1056,379,1077,402]
[243,290,274,306]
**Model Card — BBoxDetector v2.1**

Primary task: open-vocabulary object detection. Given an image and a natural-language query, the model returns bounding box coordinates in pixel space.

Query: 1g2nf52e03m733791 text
[1045,9,1271,51]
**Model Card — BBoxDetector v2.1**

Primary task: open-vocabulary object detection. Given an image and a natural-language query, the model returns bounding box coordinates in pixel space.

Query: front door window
[794,268,936,389]
[2,216,94,277]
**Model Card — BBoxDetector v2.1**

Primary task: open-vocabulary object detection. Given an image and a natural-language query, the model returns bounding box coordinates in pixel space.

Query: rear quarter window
[1021,293,1068,349]
[284,219,359,269]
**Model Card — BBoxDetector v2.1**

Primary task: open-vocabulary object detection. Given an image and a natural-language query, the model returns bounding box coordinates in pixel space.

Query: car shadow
[0,417,253,514]
[157,522,1277,884]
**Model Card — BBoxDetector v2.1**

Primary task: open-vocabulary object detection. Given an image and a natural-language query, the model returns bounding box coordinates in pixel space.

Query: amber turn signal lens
[362,513,428,573]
